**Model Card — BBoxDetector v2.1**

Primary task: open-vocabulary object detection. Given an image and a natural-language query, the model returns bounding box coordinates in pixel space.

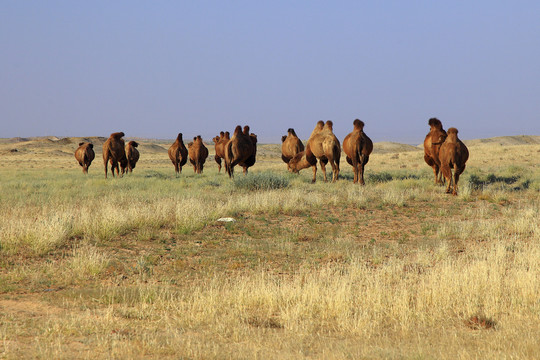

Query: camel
[424,117,448,184]
[288,120,340,182]
[168,133,188,177]
[343,119,373,185]
[188,135,209,174]
[102,132,126,178]
[120,141,139,174]
[213,131,230,172]
[281,128,304,164]
[439,127,469,195]
[224,125,255,178]
[74,142,95,174]
[239,128,257,175]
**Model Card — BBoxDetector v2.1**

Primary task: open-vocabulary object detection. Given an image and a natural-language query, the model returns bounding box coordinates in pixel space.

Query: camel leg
[311,165,317,183]
[453,164,466,196]
[243,166,248,175]
[359,154,369,185]
[319,160,328,182]
[215,156,222,172]
[441,165,452,194]
[329,159,339,183]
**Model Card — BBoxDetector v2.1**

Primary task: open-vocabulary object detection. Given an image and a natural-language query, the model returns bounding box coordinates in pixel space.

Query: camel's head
[428,118,443,130]
[447,128,459,140]
[249,133,257,145]
[213,136,220,144]
[353,119,365,131]
[110,132,125,139]
[287,152,303,173]
[224,131,230,139]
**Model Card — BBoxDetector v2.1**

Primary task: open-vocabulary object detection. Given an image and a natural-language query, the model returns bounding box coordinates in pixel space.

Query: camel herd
[74,118,469,195]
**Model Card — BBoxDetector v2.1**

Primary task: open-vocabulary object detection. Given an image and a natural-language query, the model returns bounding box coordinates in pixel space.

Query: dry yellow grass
[0,135,539,359]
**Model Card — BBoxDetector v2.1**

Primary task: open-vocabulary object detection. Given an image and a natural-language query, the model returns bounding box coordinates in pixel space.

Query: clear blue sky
[1,1,539,144]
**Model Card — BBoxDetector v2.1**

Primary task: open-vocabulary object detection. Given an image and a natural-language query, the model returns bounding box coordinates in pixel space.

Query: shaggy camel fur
[343,119,373,185]
[168,133,188,177]
[74,142,95,174]
[288,121,340,182]
[102,132,126,178]
[281,128,304,164]
[213,131,230,172]
[188,135,209,174]
[439,127,469,195]
[424,118,448,184]
[224,125,255,178]
[122,141,139,174]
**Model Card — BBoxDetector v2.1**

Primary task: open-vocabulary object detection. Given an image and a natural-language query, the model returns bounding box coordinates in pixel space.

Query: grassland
[0,135,539,359]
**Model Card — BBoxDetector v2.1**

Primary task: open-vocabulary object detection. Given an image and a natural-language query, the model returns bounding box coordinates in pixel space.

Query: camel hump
[233,125,242,136]
[224,131,230,139]
[316,120,324,128]
[110,132,125,139]
[447,127,458,135]
[324,120,333,131]
[288,128,297,136]
[281,135,287,143]
[243,125,250,135]
[128,141,138,147]
[88,143,94,149]
[79,142,85,146]
[428,118,443,129]
[220,131,225,137]
[353,119,364,130]
[176,133,183,141]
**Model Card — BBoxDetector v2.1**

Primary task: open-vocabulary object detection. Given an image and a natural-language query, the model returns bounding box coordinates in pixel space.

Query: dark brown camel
[213,131,230,172]
[288,121,341,182]
[188,135,209,174]
[439,127,469,195]
[239,127,257,175]
[424,118,448,184]
[74,142,95,174]
[122,141,139,174]
[224,125,255,178]
[343,119,373,185]
[168,133,188,177]
[281,128,304,164]
[102,132,126,178]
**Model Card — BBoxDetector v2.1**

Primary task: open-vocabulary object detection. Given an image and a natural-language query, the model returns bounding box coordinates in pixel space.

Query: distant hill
[1,135,539,157]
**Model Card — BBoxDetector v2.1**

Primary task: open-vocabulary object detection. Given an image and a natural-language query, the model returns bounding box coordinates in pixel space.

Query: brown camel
[224,125,255,178]
[168,133,188,177]
[343,119,373,185]
[281,128,305,164]
[120,141,140,174]
[439,127,469,195]
[213,131,230,172]
[102,132,126,178]
[188,135,209,174]
[74,142,95,174]
[239,128,257,175]
[288,120,341,182]
[424,117,448,184]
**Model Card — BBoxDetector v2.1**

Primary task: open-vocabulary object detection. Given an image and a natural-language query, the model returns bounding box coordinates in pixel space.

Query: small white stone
[217,217,236,222]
